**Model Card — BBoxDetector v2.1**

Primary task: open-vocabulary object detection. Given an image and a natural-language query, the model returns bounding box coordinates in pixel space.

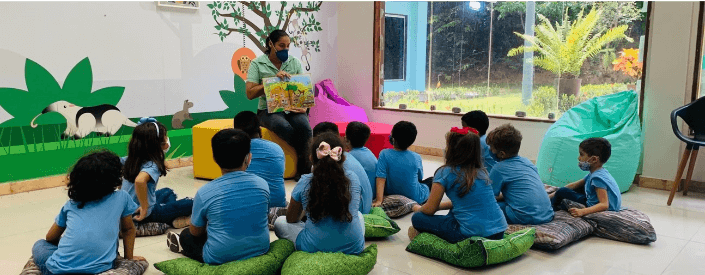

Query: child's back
[45,190,137,274]
[343,152,373,214]
[376,149,429,204]
[490,156,553,224]
[349,146,378,198]
[191,171,270,264]
[247,138,287,208]
[436,167,507,238]
[585,168,622,211]
[120,157,160,215]
[480,135,497,172]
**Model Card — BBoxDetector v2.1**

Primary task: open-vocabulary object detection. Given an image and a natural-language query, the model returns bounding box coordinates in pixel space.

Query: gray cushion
[563,200,657,244]
[505,210,594,250]
[380,195,418,218]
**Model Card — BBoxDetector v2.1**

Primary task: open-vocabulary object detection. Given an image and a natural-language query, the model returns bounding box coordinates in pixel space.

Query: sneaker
[166,231,182,253]
[408,226,420,241]
[172,216,190,229]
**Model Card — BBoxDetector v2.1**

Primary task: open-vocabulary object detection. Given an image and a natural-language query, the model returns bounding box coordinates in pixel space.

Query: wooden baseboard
[0,157,194,196]
[637,175,705,193]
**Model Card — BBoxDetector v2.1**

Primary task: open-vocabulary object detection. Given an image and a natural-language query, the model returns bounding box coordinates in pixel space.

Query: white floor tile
[661,241,705,275]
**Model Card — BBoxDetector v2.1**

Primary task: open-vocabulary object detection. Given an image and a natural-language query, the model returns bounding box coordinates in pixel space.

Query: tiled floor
[3,155,705,274]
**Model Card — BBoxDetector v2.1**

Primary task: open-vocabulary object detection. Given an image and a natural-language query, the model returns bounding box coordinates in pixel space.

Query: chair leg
[668,148,692,206]
[683,147,699,196]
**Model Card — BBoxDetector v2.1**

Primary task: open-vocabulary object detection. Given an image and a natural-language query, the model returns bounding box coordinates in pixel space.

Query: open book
[263,73,315,113]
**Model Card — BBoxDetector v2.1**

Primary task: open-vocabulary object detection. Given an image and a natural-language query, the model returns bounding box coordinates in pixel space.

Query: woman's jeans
[142,188,193,225]
[257,110,313,175]
[411,212,504,243]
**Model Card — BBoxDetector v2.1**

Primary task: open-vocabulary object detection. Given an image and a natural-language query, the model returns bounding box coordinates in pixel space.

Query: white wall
[335,2,705,183]
[0,1,338,122]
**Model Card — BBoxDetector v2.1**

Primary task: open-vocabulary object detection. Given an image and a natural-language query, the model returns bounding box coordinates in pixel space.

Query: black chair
[667,96,705,205]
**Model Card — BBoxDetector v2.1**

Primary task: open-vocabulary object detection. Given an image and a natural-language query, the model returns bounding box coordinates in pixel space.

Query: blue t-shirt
[584,168,622,211]
[480,135,498,173]
[292,171,365,255]
[191,171,270,265]
[344,152,372,214]
[490,156,554,225]
[46,190,138,274]
[120,157,161,216]
[435,167,507,238]
[247,138,286,208]
[375,149,430,204]
[349,147,378,199]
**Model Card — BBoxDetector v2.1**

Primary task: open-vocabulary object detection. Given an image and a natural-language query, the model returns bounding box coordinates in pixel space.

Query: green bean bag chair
[281,244,378,275]
[406,228,535,268]
[364,207,400,238]
[153,239,295,275]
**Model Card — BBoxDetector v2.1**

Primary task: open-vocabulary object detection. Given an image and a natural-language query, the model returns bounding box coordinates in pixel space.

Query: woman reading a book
[246,29,312,180]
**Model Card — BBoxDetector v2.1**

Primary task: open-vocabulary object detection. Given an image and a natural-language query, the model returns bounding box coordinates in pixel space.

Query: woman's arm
[133,172,151,221]
[246,82,265,100]
[45,223,65,245]
[371,178,386,207]
[419,183,446,215]
[286,198,304,223]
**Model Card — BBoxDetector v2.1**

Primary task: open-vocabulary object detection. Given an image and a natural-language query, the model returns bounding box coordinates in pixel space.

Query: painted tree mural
[208,1,323,54]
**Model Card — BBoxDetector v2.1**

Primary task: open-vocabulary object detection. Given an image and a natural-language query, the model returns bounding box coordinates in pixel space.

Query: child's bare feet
[408,226,420,241]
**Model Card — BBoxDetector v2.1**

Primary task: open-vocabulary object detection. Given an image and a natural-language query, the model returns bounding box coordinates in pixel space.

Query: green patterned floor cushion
[405,228,535,268]
[153,239,295,275]
[364,207,401,238]
[562,200,657,245]
[506,210,595,250]
[20,256,149,275]
[281,244,378,275]
[381,195,418,218]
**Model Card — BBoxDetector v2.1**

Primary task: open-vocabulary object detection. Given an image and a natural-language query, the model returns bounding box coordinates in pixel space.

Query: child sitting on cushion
[461,110,497,173]
[312,122,372,214]
[273,133,365,255]
[32,151,144,275]
[550,137,622,217]
[233,111,287,228]
[409,127,507,242]
[372,121,431,206]
[166,129,270,264]
[346,121,379,200]
[486,124,554,225]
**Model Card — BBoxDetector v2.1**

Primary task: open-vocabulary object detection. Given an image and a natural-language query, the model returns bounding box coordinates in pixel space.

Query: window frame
[372,1,653,124]
[691,1,705,102]
[383,13,408,82]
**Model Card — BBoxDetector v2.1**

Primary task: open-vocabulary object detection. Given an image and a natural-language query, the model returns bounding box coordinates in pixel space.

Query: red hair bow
[450,126,478,135]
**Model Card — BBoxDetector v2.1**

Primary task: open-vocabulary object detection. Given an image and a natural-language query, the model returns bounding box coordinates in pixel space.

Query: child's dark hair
[68,150,123,209]
[486,123,522,157]
[461,110,490,136]
[579,137,612,163]
[437,132,487,197]
[212,129,251,169]
[312,121,339,137]
[265,30,289,54]
[308,132,352,223]
[346,122,371,148]
[391,121,417,150]
[123,121,167,183]
[233,111,262,139]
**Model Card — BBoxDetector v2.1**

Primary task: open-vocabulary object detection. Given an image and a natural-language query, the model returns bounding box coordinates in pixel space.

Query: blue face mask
[578,161,591,171]
[276,49,289,62]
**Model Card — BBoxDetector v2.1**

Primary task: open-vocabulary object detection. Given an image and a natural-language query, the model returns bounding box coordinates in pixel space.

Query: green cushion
[281,244,378,275]
[153,239,295,275]
[364,207,401,238]
[406,228,535,268]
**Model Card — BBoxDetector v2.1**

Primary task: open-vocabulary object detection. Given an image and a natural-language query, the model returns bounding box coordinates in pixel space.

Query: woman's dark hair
[435,132,487,197]
[212,128,251,169]
[67,150,123,209]
[233,111,262,139]
[346,122,371,148]
[391,121,417,150]
[307,132,352,223]
[123,121,167,183]
[265,30,289,54]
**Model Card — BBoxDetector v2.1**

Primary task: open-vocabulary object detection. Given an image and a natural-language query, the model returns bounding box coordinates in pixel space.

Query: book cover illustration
[263,74,315,113]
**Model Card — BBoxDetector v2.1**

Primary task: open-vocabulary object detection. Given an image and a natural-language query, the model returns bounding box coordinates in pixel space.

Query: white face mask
[163,138,171,154]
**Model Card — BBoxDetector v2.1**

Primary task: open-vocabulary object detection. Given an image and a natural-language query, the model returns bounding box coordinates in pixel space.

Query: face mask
[578,160,591,171]
[276,49,289,62]
[163,138,171,154]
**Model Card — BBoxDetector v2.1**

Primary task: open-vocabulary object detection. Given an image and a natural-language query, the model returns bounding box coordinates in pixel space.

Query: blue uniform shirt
[349,147,378,199]
[490,156,554,225]
[344,152,372,214]
[375,149,430,204]
[247,138,287,208]
[584,168,622,211]
[120,157,161,216]
[480,135,498,173]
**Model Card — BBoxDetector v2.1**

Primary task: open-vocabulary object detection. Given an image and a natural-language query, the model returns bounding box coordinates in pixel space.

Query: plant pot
[430,105,436,111]
[516,111,526,117]
[548,113,555,120]
[554,78,581,98]
[399,104,407,110]
[380,101,385,107]
[452,107,461,113]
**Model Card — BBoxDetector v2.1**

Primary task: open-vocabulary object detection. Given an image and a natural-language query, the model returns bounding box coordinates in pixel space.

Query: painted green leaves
[0,58,125,127]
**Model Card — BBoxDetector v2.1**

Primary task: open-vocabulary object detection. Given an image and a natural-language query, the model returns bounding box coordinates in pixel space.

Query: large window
[374,1,650,120]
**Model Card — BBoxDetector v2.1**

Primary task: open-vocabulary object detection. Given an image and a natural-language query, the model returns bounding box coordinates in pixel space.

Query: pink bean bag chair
[309,79,368,127]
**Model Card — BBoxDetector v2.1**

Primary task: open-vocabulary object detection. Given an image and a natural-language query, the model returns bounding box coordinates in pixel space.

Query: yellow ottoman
[192,119,298,180]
